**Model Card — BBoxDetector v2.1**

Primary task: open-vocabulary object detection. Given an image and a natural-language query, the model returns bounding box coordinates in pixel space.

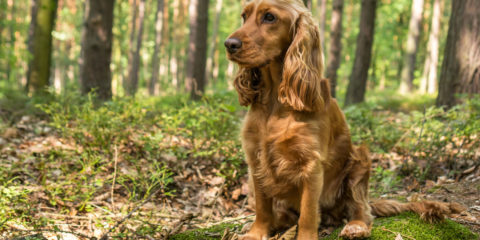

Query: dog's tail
[369,199,465,222]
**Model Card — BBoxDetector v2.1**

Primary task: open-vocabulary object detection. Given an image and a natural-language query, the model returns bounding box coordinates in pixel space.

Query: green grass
[170,213,478,240]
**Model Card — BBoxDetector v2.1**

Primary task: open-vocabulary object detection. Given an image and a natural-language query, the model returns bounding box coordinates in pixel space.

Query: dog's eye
[241,13,247,23]
[262,12,276,23]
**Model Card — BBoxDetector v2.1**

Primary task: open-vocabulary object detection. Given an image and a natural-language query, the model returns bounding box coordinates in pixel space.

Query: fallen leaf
[221,228,239,240]
[232,188,242,200]
[269,225,297,240]
[395,233,404,240]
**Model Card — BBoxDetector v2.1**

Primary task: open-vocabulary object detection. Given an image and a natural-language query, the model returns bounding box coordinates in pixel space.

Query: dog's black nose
[224,38,242,54]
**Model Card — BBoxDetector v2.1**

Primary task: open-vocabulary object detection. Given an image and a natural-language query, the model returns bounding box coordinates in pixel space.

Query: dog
[224,0,464,239]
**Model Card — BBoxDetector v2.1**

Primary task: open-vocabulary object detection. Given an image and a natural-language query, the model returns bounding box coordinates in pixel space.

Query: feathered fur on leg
[370,199,465,222]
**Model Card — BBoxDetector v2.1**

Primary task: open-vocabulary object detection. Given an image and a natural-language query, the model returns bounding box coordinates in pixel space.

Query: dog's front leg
[242,174,273,240]
[297,170,323,240]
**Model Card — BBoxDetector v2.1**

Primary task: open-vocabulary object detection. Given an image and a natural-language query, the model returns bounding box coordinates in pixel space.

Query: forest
[0,0,479,239]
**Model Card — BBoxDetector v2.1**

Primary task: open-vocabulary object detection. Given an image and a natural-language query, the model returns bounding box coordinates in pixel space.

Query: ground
[170,213,478,240]
[0,94,479,239]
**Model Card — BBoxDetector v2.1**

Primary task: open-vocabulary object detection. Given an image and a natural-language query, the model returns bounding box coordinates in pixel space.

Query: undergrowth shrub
[347,96,480,180]
[39,92,245,188]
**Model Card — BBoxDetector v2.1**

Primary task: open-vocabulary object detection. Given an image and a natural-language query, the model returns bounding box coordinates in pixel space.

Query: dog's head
[225,0,326,112]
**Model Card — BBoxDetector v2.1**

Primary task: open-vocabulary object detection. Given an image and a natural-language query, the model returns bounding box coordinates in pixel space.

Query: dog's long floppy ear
[234,67,262,106]
[278,13,327,112]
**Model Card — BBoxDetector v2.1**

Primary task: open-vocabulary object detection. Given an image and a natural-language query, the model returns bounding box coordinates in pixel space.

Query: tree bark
[26,0,57,95]
[0,0,6,47]
[436,0,480,108]
[126,0,146,96]
[420,0,441,94]
[149,0,164,96]
[399,0,424,94]
[6,0,17,82]
[124,0,137,94]
[325,0,344,98]
[186,0,209,100]
[344,0,377,106]
[317,0,327,50]
[206,0,223,86]
[80,0,115,101]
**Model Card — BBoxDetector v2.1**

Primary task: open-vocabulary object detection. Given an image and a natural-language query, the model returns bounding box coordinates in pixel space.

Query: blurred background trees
[0,0,479,106]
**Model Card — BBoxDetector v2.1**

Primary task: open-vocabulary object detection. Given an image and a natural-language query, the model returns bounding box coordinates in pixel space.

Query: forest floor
[0,92,479,239]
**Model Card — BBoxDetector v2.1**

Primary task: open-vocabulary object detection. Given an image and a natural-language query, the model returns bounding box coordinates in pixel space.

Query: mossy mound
[324,213,477,240]
[170,213,478,240]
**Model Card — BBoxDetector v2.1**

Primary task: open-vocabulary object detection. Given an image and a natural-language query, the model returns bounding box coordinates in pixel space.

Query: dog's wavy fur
[226,1,464,239]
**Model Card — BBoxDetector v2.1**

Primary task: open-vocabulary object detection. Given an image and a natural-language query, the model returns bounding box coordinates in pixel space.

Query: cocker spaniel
[224,0,463,239]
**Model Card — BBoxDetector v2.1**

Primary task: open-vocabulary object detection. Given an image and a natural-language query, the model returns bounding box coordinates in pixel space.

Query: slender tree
[26,0,58,94]
[325,0,344,98]
[186,0,209,100]
[206,0,223,85]
[169,0,179,89]
[420,0,441,94]
[149,0,165,95]
[399,0,424,94]
[80,0,115,100]
[125,0,146,96]
[344,0,377,106]
[0,0,6,47]
[124,0,137,94]
[317,0,327,49]
[6,0,16,82]
[175,0,188,88]
[436,0,480,108]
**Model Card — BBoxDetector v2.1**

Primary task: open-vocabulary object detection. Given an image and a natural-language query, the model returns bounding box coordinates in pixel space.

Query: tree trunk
[399,0,424,94]
[325,0,344,98]
[186,0,209,100]
[344,0,377,106]
[123,0,137,94]
[169,0,179,91]
[80,0,115,101]
[436,0,480,108]
[149,0,164,96]
[317,0,327,50]
[0,0,6,47]
[420,0,441,94]
[206,0,223,86]
[126,0,146,96]
[6,0,17,82]
[26,0,57,95]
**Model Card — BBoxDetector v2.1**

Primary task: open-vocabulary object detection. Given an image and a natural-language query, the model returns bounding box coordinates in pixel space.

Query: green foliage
[40,93,148,150]
[0,186,31,230]
[38,91,245,183]
[398,96,480,179]
[346,95,480,179]
[370,166,401,195]
[344,103,405,153]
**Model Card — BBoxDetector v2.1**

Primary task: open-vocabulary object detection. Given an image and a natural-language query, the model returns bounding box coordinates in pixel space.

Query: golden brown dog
[224,1,464,239]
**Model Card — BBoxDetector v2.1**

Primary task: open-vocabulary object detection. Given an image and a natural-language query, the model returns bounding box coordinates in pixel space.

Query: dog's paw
[239,223,269,240]
[339,221,371,239]
[238,233,268,240]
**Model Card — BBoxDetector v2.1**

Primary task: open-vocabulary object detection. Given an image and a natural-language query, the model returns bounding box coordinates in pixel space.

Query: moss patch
[169,223,240,240]
[170,213,478,240]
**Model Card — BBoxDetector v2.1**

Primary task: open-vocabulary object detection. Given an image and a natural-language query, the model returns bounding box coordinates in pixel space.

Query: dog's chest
[242,109,320,194]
